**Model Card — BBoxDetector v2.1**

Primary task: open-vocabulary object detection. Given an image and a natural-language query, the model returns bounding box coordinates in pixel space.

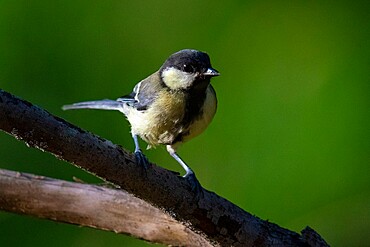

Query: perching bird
[62,49,219,193]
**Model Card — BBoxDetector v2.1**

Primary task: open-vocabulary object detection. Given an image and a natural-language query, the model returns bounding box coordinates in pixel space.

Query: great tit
[62,49,219,193]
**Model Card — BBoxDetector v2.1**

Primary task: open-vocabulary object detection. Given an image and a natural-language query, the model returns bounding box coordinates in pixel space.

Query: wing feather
[117,72,162,111]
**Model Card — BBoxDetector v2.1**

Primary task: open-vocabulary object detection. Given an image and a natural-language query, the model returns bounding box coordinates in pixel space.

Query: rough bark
[0,89,329,246]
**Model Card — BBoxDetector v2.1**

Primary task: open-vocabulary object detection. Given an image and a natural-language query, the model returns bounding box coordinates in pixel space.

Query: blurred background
[0,1,369,246]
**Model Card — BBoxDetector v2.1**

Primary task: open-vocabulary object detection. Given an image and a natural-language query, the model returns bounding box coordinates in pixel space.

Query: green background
[0,1,369,246]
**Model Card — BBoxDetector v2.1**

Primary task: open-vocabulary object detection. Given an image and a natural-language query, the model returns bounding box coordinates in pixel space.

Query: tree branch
[0,168,212,246]
[0,89,329,246]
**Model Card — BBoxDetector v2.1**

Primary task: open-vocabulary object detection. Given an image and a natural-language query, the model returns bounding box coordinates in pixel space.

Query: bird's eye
[183,64,194,73]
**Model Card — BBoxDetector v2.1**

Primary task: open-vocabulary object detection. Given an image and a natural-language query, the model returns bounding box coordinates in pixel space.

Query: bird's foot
[183,172,204,200]
[135,150,149,170]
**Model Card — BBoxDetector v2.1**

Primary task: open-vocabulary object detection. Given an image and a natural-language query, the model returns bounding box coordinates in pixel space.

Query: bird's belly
[125,86,216,148]
[126,90,186,147]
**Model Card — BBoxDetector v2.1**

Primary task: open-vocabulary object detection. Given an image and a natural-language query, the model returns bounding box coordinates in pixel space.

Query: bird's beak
[203,68,220,77]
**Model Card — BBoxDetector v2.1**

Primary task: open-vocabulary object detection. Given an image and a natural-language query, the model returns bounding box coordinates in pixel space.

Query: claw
[135,150,149,170]
[166,145,204,199]
[183,172,204,199]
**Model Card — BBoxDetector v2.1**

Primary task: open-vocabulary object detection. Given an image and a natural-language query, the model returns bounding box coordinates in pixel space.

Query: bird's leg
[166,145,203,197]
[132,133,149,169]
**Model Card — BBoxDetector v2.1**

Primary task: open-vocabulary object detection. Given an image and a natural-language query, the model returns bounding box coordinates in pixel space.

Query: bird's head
[160,49,219,91]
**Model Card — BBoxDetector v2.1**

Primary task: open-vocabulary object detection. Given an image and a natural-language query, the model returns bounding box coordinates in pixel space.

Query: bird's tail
[62,99,124,111]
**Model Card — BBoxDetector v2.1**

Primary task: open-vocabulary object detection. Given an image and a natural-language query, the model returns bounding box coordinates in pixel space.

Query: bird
[62,49,219,194]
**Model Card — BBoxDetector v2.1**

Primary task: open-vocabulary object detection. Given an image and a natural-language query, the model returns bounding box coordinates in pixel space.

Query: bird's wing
[117,72,162,111]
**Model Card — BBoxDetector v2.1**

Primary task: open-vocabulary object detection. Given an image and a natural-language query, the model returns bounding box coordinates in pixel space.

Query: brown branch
[0,168,212,246]
[0,89,329,247]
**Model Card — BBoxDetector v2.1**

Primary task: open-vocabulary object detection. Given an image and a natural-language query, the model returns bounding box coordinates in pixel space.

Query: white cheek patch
[162,67,196,90]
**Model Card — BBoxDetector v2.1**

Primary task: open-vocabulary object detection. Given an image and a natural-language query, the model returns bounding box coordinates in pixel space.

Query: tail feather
[62,99,124,111]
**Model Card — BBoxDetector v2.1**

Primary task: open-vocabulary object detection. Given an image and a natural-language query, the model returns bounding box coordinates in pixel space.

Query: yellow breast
[125,85,216,148]
[126,89,185,147]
